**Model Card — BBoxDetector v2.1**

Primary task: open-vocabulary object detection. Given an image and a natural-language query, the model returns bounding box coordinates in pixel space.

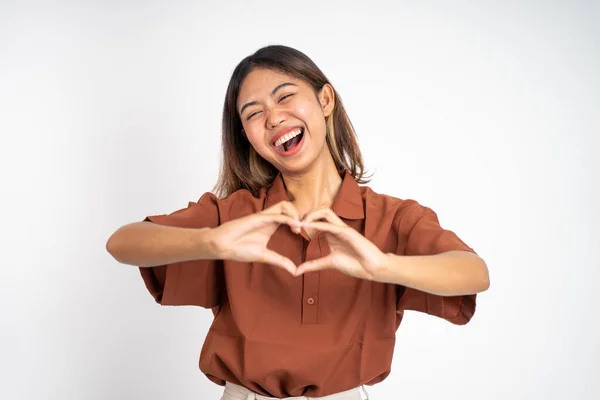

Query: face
[237,68,335,174]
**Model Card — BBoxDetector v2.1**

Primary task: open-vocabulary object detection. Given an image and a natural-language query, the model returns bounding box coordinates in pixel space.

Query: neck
[281,154,342,217]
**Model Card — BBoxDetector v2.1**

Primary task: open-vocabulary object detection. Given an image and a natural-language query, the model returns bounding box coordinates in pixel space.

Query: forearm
[375,250,490,296]
[106,221,219,267]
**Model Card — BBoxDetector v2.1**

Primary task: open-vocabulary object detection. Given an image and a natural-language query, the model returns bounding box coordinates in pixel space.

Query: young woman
[106,45,490,400]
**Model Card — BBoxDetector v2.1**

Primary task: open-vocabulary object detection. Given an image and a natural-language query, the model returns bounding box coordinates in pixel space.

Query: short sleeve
[139,192,224,308]
[395,203,477,325]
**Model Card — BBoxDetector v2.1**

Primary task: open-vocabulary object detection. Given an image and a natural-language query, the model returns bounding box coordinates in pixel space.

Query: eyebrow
[239,82,298,116]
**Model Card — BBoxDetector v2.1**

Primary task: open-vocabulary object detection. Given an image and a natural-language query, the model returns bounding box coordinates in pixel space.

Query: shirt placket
[301,236,322,324]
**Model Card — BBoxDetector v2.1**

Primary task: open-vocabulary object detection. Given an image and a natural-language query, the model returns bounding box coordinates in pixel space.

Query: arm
[106,221,218,267]
[107,199,301,271]
[376,250,490,296]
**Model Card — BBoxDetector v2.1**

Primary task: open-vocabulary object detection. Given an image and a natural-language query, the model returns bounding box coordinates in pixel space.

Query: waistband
[221,381,370,400]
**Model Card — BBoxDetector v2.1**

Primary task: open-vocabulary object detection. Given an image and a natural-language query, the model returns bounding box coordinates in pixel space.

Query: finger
[278,201,301,221]
[257,214,301,231]
[295,255,334,276]
[264,201,301,221]
[262,250,297,276]
[300,221,345,236]
[269,213,302,234]
[262,202,302,233]
[302,208,345,226]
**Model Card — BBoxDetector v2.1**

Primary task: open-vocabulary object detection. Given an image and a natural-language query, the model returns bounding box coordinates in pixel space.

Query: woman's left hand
[294,208,388,281]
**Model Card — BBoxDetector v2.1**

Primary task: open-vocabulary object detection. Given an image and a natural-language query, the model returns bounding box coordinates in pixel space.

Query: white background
[1,1,598,399]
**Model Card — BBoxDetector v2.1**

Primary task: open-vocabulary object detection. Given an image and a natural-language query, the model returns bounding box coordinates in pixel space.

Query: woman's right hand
[209,201,302,275]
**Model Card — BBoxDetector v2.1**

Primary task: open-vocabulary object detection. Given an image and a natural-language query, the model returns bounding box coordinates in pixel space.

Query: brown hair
[213,44,370,198]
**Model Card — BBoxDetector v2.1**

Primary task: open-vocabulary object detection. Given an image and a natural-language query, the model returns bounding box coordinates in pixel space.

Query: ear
[318,84,335,118]
[241,128,247,138]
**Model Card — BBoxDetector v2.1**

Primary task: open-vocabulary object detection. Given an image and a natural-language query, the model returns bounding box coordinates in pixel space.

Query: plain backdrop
[1,1,598,399]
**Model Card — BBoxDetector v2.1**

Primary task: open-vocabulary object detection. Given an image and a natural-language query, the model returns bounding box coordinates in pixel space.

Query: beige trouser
[220,381,370,400]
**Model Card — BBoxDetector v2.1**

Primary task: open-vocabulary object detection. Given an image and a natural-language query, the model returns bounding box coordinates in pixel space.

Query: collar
[264,169,365,220]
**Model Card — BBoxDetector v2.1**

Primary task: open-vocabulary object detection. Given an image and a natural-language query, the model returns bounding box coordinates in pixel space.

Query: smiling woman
[106,45,489,400]
[216,45,368,199]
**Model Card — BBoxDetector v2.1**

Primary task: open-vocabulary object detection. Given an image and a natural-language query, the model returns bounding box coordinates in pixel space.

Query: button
[307,297,315,305]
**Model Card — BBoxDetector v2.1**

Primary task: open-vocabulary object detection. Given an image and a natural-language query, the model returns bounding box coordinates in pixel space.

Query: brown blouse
[139,169,477,398]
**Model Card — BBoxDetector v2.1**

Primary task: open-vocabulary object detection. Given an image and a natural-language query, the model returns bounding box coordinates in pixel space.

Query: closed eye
[279,93,294,102]
[247,111,261,120]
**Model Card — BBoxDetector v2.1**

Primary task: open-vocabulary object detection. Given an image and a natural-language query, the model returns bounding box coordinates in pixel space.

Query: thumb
[295,255,333,276]
[261,250,297,276]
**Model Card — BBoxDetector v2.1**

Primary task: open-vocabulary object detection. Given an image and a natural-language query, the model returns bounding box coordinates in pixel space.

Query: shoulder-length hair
[214,44,370,198]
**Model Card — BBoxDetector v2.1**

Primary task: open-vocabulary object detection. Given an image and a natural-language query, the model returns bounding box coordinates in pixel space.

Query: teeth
[274,128,302,147]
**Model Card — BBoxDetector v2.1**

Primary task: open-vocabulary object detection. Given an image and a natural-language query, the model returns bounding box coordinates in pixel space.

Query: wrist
[372,252,395,283]
[373,253,408,285]
[194,227,223,260]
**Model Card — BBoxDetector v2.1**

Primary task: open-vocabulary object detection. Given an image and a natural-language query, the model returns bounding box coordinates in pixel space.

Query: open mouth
[273,127,305,154]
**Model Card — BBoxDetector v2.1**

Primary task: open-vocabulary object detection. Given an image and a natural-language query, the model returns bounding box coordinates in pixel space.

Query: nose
[266,107,286,129]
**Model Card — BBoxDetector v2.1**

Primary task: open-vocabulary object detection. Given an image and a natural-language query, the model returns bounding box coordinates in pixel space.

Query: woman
[106,45,490,400]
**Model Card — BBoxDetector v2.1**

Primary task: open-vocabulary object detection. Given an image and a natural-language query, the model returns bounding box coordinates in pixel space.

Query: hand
[211,201,302,275]
[295,208,388,280]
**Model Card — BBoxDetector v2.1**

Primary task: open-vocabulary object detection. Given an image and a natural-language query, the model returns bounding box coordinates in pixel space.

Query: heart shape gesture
[211,201,387,281]
[210,201,302,275]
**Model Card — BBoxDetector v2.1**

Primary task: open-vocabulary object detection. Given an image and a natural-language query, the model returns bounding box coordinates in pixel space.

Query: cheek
[245,131,263,148]
[295,99,315,119]
[242,121,262,141]
[295,101,324,131]
[244,129,273,158]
